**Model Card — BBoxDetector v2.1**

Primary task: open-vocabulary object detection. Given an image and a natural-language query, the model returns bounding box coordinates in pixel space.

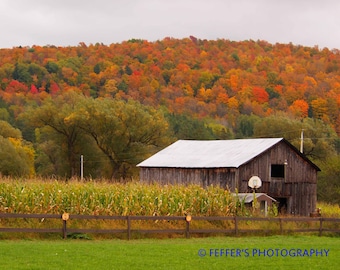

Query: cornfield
[0,178,338,239]
[0,178,241,216]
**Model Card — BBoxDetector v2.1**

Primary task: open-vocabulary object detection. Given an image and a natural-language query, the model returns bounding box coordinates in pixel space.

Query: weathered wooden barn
[137,138,320,216]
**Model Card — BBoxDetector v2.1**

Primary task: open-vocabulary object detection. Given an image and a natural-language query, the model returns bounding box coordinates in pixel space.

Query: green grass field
[1,236,339,270]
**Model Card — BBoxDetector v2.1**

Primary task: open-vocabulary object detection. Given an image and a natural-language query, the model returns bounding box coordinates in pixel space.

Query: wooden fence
[0,213,339,239]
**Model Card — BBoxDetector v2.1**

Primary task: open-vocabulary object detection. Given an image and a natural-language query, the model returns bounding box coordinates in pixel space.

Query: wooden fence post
[185,215,191,239]
[234,216,238,236]
[62,220,67,239]
[127,216,131,240]
[319,218,323,236]
[62,213,69,239]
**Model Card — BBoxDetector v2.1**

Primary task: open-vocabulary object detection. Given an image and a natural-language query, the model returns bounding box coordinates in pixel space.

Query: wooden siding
[140,167,237,189]
[238,141,317,186]
[237,141,318,216]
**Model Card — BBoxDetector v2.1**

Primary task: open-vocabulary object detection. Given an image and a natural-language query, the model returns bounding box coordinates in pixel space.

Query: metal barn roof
[137,138,284,168]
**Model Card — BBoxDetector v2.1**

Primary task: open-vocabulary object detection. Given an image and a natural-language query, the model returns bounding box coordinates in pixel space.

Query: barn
[137,138,320,216]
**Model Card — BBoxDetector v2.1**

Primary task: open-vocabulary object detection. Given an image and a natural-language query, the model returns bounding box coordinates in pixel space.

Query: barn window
[271,164,285,178]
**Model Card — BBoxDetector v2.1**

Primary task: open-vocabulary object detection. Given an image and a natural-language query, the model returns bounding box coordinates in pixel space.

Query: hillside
[0,37,339,130]
[0,37,339,186]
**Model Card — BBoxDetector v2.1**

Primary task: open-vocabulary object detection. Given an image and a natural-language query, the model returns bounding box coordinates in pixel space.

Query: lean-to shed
[234,193,277,216]
[137,138,320,216]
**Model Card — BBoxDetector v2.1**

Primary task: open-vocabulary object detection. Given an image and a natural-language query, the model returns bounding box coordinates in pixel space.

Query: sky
[0,0,340,50]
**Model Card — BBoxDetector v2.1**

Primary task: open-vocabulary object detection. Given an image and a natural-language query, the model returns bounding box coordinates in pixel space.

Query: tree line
[0,90,337,176]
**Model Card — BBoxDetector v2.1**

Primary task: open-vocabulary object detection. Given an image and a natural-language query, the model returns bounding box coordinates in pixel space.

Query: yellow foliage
[227,97,239,110]
[7,137,35,177]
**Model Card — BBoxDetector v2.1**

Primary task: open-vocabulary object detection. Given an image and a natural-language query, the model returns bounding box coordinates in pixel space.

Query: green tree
[253,114,337,161]
[21,92,86,178]
[93,63,102,74]
[0,121,35,176]
[0,108,10,121]
[45,61,59,74]
[165,113,216,140]
[0,120,22,139]
[0,136,29,176]
[34,136,64,176]
[317,155,340,204]
[206,121,234,140]
[68,97,170,179]
[28,63,48,87]
[12,63,32,84]
[0,63,15,89]
[235,114,261,138]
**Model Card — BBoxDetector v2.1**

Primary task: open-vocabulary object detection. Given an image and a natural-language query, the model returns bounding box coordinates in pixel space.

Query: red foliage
[50,82,60,96]
[30,84,39,94]
[5,80,28,93]
[252,87,269,103]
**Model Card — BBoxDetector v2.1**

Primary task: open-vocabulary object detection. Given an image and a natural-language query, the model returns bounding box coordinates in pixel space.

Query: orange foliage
[229,74,239,92]
[0,38,339,133]
[289,99,309,118]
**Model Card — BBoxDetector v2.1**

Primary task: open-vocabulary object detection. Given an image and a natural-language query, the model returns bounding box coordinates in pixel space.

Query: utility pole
[80,155,84,180]
[300,129,304,153]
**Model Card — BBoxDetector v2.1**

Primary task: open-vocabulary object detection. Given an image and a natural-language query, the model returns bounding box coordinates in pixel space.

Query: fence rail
[0,213,339,239]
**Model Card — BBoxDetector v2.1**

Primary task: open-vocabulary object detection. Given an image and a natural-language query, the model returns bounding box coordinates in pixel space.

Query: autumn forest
[0,37,339,202]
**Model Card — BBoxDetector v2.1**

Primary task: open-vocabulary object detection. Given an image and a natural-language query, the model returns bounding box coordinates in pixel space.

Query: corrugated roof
[137,138,283,168]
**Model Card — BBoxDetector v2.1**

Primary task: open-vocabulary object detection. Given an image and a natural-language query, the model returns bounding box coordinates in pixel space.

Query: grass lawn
[0,235,339,270]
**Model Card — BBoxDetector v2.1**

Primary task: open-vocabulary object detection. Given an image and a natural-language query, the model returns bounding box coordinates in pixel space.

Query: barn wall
[139,167,236,189]
[289,183,317,216]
